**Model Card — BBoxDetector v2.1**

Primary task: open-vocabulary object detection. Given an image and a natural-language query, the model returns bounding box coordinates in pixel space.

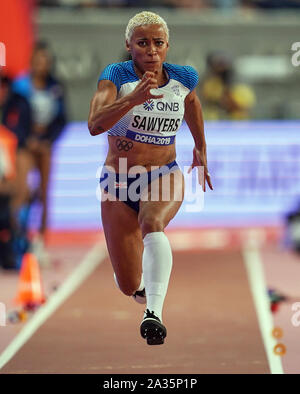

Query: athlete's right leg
[101,194,144,297]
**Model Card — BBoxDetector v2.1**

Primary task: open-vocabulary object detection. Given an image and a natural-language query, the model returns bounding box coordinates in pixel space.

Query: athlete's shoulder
[164,63,199,91]
[98,61,139,91]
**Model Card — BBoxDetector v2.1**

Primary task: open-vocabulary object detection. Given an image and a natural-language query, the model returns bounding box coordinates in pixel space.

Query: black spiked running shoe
[132,288,146,304]
[140,309,167,345]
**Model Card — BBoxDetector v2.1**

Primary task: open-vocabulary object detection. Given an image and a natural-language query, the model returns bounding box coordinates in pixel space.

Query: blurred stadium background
[3,0,299,230]
[1,0,300,374]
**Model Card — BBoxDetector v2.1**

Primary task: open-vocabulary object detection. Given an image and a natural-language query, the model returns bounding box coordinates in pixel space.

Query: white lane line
[242,241,284,374]
[0,241,107,371]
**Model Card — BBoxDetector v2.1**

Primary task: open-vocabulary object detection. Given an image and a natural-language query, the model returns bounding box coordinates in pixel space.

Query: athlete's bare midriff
[105,135,176,171]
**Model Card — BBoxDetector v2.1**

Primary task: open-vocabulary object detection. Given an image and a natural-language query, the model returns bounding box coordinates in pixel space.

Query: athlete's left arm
[184,89,213,191]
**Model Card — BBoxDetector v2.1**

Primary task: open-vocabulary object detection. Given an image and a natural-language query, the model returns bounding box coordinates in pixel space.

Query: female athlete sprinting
[88,11,213,345]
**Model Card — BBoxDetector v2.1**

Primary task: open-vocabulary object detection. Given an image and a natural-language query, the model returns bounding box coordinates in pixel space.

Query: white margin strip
[242,241,284,374]
[0,241,107,371]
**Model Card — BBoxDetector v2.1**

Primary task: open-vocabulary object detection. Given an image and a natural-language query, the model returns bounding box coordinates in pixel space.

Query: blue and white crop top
[98,60,198,146]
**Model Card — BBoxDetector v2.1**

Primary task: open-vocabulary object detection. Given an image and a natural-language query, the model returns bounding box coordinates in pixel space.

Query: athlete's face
[126,24,169,76]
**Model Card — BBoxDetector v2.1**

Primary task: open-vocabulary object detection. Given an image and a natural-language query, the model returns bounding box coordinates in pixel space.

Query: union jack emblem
[171,85,180,96]
[143,100,154,111]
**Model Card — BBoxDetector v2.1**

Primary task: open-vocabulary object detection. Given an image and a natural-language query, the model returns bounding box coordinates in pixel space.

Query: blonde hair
[125,11,169,42]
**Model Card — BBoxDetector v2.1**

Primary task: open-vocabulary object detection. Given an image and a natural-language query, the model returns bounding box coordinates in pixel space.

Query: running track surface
[1,249,269,374]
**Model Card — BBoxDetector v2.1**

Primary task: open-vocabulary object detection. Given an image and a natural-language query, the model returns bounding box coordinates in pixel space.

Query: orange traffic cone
[14,253,46,310]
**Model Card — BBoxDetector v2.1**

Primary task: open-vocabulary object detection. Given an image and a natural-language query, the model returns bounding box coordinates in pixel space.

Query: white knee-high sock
[142,231,173,322]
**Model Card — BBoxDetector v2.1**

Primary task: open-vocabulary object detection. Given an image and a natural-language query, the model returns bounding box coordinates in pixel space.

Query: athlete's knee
[138,214,164,236]
[117,277,140,297]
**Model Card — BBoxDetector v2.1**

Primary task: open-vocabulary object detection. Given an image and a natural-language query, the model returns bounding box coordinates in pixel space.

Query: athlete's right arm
[88,72,163,136]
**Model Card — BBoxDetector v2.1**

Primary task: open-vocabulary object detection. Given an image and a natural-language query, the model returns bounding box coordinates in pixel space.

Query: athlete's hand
[129,71,164,106]
[188,146,213,192]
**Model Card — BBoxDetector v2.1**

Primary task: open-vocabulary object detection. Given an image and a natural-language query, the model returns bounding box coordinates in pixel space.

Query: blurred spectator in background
[0,131,16,270]
[1,75,32,151]
[0,73,32,269]
[12,41,67,263]
[0,126,18,270]
[199,52,256,120]
[249,0,300,9]
[163,0,208,8]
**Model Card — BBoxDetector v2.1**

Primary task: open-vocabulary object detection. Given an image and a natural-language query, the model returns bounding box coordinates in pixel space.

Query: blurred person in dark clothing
[0,125,18,269]
[249,0,300,8]
[199,52,255,120]
[0,73,32,269]
[12,41,67,260]
[0,75,32,148]
[164,0,208,7]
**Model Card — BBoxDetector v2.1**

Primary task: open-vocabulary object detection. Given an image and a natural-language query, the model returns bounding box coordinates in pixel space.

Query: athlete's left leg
[138,168,184,344]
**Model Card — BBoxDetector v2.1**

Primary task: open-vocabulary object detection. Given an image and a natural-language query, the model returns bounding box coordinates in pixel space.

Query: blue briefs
[99,160,179,213]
